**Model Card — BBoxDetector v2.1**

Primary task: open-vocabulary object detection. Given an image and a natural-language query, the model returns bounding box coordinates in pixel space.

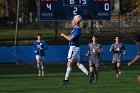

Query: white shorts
[67,46,80,62]
[36,55,45,62]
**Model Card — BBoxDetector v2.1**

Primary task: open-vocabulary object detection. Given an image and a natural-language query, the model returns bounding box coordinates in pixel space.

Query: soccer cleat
[61,80,69,86]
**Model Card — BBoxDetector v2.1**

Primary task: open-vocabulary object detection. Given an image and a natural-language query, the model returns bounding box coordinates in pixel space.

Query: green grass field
[0,63,140,93]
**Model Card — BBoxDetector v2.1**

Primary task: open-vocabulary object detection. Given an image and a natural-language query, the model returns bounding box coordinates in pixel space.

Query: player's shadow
[119,81,129,84]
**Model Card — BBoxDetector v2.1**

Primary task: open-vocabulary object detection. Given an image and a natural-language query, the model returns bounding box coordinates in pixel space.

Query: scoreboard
[39,0,112,20]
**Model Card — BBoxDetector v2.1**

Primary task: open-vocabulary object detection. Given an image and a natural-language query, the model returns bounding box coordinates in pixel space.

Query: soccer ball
[137,75,140,84]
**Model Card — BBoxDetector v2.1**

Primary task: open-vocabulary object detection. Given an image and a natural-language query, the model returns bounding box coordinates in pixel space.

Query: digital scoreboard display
[39,0,112,20]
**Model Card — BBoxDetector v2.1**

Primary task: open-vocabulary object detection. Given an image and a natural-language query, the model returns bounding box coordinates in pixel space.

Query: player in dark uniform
[33,33,48,77]
[128,37,140,66]
[110,36,126,77]
[87,35,103,84]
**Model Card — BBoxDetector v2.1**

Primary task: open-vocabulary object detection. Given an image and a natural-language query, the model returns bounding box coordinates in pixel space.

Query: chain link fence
[0,14,140,45]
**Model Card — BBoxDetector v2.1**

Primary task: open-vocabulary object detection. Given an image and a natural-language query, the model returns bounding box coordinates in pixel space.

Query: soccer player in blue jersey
[33,33,48,77]
[60,15,89,86]
[110,36,126,77]
[128,37,140,66]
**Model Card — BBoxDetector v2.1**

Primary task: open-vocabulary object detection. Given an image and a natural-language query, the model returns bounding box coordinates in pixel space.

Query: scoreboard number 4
[46,4,52,10]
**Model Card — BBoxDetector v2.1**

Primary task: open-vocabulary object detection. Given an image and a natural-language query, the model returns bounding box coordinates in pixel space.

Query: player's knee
[37,61,40,64]
[112,61,115,64]
[40,62,44,65]
[67,61,73,67]
[76,62,81,66]
[117,62,120,64]
[89,65,93,67]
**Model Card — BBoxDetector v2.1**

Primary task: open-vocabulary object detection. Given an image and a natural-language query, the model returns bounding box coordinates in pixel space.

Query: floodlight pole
[15,0,19,45]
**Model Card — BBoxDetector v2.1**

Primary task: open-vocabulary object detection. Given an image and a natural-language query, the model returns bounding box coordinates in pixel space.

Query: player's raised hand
[60,33,65,37]
[128,62,132,66]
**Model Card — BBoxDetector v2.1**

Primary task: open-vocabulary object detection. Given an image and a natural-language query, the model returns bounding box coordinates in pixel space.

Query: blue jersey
[33,40,47,56]
[69,27,81,46]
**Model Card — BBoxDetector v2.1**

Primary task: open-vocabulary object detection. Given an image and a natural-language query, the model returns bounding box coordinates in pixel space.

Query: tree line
[0,0,37,25]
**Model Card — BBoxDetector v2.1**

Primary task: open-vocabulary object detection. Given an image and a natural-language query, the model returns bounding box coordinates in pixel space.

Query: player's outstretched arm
[60,33,74,41]
[128,62,133,66]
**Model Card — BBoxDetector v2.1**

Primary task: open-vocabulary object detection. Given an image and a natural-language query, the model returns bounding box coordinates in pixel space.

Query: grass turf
[0,63,140,93]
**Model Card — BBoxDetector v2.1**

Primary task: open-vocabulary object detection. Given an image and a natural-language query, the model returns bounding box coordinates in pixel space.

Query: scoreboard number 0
[104,3,109,11]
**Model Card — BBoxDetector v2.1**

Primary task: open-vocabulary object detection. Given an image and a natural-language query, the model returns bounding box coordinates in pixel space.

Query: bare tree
[5,0,9,17]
